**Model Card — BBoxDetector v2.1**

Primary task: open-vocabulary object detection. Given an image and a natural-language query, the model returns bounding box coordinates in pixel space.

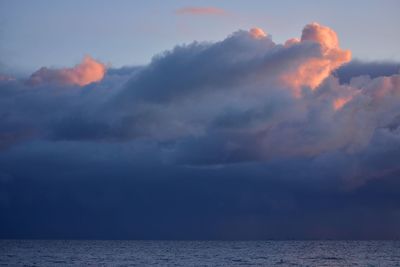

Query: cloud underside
[0,22,399,188]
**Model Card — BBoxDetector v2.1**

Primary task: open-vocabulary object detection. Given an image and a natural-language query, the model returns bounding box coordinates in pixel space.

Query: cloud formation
[175,7,227,16]
[1,22,400,239]
[335,60,400,83]
[0,22,399,186]
[249,27,267,39]
[281,23,352,94]
[0,74,15,81]
[28,56,106,86]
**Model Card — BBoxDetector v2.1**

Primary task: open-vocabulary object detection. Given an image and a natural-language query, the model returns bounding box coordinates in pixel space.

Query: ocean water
[1,240,399,266]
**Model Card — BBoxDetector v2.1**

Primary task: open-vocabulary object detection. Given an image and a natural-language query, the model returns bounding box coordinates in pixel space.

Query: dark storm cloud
[1,142,399,239]
[1,23,400,239]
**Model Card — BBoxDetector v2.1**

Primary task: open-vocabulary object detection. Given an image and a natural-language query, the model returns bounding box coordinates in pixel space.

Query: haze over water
[1,240,400,266]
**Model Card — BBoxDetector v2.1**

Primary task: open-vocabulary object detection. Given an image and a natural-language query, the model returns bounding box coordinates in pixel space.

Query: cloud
[249,27,267,39]
[1,22,400,239]
[0,74,15,81]
[332,95,353,110]
[1,139,400,239]
[175,7,227,16]
[335,60,400,83]
[1,23,400,188]
[281,23,352,95]
[28,56,106,86]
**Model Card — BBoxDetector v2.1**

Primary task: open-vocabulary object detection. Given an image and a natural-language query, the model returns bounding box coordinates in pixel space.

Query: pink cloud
[249,27,267,39]
[28,56,106,86]
[175,7,226,16]
[333,95,353,110]
[280,23,351,96]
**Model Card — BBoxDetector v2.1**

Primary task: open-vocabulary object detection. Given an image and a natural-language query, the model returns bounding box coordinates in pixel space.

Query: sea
[1,240,399,266]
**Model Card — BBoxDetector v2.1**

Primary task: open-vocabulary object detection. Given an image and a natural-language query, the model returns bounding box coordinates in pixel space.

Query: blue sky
[1,0,399,74]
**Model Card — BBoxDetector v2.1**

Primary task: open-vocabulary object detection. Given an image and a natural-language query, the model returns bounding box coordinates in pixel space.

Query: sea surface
[1,240,400,266]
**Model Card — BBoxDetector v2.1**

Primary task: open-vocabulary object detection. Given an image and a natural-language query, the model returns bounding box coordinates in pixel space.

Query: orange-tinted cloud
[29,56,106,86]
[249,27,267,39]
[284,38,300,47]
[333,96,353,110]
[281,23,351,96]
[301,22,339,50]
[176,7,226,16]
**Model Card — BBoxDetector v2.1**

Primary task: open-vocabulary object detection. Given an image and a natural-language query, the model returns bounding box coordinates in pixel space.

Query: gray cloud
[0,23,400,188]
[1,23,400,239]
[336,60,400,83]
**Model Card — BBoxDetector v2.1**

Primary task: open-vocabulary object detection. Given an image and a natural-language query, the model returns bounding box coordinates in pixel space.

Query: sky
[1,1,400,240]
[1,0,399,74]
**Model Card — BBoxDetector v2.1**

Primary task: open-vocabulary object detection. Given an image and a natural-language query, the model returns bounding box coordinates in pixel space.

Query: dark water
[1,240,400,266]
